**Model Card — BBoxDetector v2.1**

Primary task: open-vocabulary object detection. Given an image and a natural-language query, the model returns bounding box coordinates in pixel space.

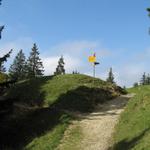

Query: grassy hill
[7,74,123,112]
[113,85,150,150]
[1,74,124,150]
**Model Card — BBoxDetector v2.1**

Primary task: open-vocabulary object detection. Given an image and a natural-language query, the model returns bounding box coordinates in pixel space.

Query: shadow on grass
[0,108,69,150]
[7,76,53,106]
[56,92,130,121]
[111,127,150,150]
[50,86,118,112]
[0,76,60,149]
[0,85,120,149]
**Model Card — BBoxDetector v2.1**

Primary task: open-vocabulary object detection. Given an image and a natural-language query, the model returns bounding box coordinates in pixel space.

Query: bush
[0,73,8,83]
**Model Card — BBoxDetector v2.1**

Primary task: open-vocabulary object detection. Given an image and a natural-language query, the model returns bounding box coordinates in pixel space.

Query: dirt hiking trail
[57,94,134,150]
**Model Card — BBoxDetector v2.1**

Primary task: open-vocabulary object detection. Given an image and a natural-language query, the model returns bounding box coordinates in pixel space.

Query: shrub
[0,73,8,83]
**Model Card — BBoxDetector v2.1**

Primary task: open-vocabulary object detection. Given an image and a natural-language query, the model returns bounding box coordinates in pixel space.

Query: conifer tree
[0,0,12,75]
[0,63,6,72]
[9,50,26,80]
[106,67,115,84]
[54,56,65,75]
[72,70,79,74]
[0,49,12,73]
[133,82,138,87]
[140,72,146,85]
[27,43,44,77]
[146,74,150,84]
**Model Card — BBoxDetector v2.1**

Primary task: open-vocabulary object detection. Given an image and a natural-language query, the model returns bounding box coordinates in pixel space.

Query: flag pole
[88,52,99,86]
[93,63,95,78]
[93,62,95,87]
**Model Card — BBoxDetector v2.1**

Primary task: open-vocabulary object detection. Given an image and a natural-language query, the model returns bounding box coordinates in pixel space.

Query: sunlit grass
[113,85,150,150]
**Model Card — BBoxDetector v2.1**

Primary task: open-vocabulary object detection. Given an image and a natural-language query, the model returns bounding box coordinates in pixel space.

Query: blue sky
[0,0,150,87]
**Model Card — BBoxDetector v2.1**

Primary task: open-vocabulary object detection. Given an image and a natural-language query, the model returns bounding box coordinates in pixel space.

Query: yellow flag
[88,55,96,62]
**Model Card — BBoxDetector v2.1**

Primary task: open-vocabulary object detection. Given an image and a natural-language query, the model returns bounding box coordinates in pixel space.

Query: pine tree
[0,1,12,75]
[9,50,26,80]
[0,50,12,74]
[0,0,14,116]
[72,70,79,74]
[140,72,146,85]
[133,82,138,87]
[0,63,6,72]
[54,56,65,75]
[27,43,44,77]
[146,74,150,85]
[0,0,4,39]
[0,1,12,72]
[106,67,115,84]
[123,86,126,90]
[147,7,150,35]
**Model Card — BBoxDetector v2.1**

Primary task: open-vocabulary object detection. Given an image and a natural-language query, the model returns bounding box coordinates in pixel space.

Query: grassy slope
[1,108,72,150]
[8,74,112,105]
[7,74,119,111]
[25,113,72,150]
[3,74,122,150]
[56,124,83,150]
[113,85,150,150]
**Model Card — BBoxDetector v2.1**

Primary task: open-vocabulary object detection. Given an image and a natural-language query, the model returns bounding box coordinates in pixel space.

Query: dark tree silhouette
[147,8,150,16]
[147,8,150,34]
[106,67,115,84]
[72,70,79,74]
[133,82,138,87]
[9,50,27,80]
[0,1,12,73]
[140,72,146,85]
[146,74,150,84]
[0,25,4,39]
[54,56,65,75]
[0,0,14,116]
[27,43,44,77]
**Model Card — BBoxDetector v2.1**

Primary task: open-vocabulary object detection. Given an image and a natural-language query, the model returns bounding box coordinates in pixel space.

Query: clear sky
[0,0,150,87]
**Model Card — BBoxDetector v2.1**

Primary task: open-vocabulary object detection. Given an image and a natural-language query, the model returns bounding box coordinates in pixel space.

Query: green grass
[7,74,111,105]
[2,74,124,149]
[7,74,121,112]
[113,85,150,150]
[0,109,72,150]
[25,124,67,150]
[56,125,83,150]
[25,114,71,150]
